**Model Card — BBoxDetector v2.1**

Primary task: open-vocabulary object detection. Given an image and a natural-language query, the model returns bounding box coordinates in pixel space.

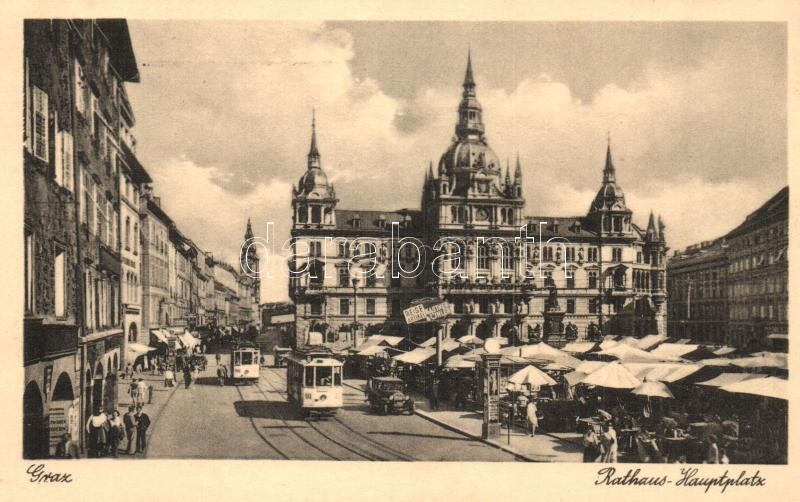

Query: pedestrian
[706,435,720,464]
[215,352,221,365]
[601,423,618,463]
[129,378,139,406]
[429,378,439,411]
[55,433,80,459]
[217,365,226,386]
[137,378,148,406]
[526,399,539,437]
[136,405,151,454]
[124,405,138,455]
[106,409,124,457]
[582,424,602,462]
[183,365,192,389]
[85,409,108,458]
[125,363,132,380]
[164,367,174,387]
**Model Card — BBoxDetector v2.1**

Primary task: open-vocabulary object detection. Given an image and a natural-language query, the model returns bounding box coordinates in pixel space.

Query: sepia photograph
[16,7,792,485]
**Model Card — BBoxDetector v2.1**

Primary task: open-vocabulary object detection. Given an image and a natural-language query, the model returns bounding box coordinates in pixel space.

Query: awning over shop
[444,354,476,369]
[635,334,667,351]
[720,376,788,400]
[151,330,168,344]
[580,361,642,389]
[562,341,597,354]
[648,343,699,359]
[127,343,156,356]
[731,353,787,369]
[178,332,200,350]
[712,346,738,356]
[696,373,760,388]
[457,335,484,345]
[393,347,436,365]
[357,345,387,357]
[599,344,679,363]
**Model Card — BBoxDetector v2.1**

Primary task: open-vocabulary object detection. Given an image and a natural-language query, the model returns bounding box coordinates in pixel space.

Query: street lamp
[351,276,360,347]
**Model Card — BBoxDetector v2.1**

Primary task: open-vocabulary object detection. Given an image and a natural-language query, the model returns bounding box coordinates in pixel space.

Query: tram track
[232,384,290,460]
[265,366,416,462]
[238,380,343,460]
[251,377,380,461]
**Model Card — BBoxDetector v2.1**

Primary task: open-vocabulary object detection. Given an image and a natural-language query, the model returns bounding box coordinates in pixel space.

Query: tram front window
[305,367,314,386]
[234,352,241,365]
[240,352,253,365]
[333,366,342,386]
[316,366,332,386]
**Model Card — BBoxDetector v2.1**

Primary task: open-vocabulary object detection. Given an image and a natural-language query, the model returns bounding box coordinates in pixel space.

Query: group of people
[128,378,151,406]
[83,405,151,458]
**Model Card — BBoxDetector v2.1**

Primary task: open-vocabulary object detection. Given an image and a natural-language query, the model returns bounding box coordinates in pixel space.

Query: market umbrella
[508,365,557,387]
[457,335,484,346]
[598,344,680,362]
[517,343,582,368]
[443,354,476,369]
[720,376,788,400]
[631,379,675,399]
[731,354,787,369]
[580,361,642,389]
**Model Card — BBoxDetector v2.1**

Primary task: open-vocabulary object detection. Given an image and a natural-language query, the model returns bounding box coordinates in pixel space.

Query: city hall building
[289,55,668,349]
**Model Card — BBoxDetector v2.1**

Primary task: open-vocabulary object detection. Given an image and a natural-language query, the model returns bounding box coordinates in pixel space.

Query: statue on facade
[545,277,560,311]
[578,247,585,263]
[587,322,601,342]
[529,323,542,341]
[566,322,579,340]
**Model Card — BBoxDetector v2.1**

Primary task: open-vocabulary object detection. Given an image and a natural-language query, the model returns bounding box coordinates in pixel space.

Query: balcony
[24,318,79,366]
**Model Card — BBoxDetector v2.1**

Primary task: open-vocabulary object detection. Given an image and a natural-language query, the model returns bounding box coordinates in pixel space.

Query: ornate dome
[298,167,333,199]
[439,138,501,176]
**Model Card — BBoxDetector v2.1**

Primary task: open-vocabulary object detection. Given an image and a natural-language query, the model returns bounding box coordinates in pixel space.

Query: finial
[463,48,475,88]
[308,109,319,159]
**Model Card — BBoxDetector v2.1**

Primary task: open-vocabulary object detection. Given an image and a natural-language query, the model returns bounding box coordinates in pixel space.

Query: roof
[524,216,597,239]
[96,19,139,82]
[335,209,423,233]
[121,142,152,184]
[725,186,788,240]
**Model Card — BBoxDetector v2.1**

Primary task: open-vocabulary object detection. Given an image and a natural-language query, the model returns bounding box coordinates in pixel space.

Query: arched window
[477,242,489,270]
[311,206,322,224]
[125,217,130,250]
[133,223,138,253]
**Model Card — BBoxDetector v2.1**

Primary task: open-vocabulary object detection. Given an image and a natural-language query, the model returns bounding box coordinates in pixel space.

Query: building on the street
[169,226,192,327]
[23,19,142,457]
[667,186,788,349]
[289,54,668,348]
[140,193,172,341]
[666,238,728,344]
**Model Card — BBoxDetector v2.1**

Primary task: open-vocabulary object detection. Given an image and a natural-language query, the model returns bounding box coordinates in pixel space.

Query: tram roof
[285,354,343,367]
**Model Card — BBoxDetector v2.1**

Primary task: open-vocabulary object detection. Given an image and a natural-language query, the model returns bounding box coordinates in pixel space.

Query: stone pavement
[111,362,183,458]
[344,379,583,462]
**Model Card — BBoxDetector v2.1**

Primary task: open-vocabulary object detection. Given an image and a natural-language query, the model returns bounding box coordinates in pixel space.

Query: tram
[230,342,260,384]
[285,345,344,419]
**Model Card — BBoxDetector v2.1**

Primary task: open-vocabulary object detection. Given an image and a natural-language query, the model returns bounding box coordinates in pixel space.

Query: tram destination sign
[403,298,451,325]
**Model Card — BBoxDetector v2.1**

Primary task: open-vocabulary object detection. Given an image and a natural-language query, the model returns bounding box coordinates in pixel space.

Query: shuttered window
[32,86,49,162]
[54,131,74,191]
[74,59,87,116]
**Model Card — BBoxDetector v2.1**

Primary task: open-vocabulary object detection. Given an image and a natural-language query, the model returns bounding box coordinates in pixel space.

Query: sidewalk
[345,379,583,462]
[112,364,182,458]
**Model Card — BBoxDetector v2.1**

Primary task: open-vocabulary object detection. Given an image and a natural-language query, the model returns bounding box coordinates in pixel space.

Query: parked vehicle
[367,376,415,415]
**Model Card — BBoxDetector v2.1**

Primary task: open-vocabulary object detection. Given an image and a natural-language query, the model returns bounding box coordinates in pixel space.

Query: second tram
[285,346,344,418]
[230,343,260,384]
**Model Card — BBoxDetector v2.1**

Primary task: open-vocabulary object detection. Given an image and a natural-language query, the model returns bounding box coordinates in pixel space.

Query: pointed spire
[463,48,475,90]
[645,211,657,241]
[514,152,522,179]
[604,134,616,183]
[657,215,666,242]
[308,109,320,166]
[428,160,434,181]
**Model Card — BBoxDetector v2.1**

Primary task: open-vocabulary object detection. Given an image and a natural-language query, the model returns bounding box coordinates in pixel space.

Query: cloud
[127,21,786,303]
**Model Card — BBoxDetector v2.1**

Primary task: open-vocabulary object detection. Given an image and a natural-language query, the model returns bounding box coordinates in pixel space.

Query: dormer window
[574,221,581,233]
[376,215,386,228]
[351,215,361,228]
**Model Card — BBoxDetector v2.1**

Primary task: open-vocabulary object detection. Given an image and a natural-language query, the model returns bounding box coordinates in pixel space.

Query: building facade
[666,238,728,344]
[290,55,668,349]
[23,19,142,458]
[667,187,788,349]
[140,194,172,341]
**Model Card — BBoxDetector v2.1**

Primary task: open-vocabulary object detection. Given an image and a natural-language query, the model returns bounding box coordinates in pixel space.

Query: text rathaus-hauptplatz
[289,53,669,350]
[22,20,259,459]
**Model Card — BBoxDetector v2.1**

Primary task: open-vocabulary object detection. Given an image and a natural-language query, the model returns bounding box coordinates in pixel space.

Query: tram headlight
[319,394,327,401]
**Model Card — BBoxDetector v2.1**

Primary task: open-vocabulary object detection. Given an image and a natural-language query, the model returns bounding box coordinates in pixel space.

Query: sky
[124,21,787,303]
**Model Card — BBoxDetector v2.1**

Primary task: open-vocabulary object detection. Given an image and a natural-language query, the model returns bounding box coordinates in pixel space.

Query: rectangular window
[339,298,350,315]
[54,246,65,318]
[74,59,87,116]
[636,252,642,264]
[366,273,376,288]
[566,299,575,314]
[566,274,575,289]
[309,241,322,257]
[542,246,553,261]
[503,298,513,314]
[25,231,34,313]
[32,86,49,162]
[588,248,598,262]
[477,242,489,270]
[337,241,348,257]
[502,246,513,271]
[55,131,74,191]
[612,248,622,262]
[565,247,575,263]
[588,298,598,314]
[453,299,464,314]
[338,268,350,287]
[310,299,322,315]
[366,299,376,315]
[478,298,489,314]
